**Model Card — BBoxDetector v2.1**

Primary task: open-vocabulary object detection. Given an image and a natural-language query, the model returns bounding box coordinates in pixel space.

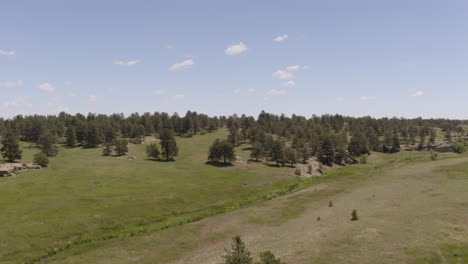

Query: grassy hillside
[0,130,305,264]
[40,151,468,264]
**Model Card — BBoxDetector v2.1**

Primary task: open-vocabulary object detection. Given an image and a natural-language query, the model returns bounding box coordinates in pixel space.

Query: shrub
[430,151,438,160]
[294,168,301,176]
[351,209,358,221]
[452,139,468,154]
[329,201,333,207]
[307,164,313,174]
[33,152,49,167]
[359,154,368,164]
[257,251,286,264]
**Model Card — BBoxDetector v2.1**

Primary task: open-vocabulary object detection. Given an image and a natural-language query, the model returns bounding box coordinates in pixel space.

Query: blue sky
[1,0,468,119]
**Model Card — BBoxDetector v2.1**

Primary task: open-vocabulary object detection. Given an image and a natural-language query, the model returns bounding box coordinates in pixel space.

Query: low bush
[452,139,468,154]
[33,152,49,167]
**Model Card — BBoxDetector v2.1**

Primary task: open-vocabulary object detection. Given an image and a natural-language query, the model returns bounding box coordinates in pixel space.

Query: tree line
[209,111,467,166]
[1,110,466,165]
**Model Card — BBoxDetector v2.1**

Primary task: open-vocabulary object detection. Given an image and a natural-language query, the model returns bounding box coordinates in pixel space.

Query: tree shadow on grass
[205,161,234,167]
[265,163,284,168]
[144,158,176,162]
[241,147,253,151]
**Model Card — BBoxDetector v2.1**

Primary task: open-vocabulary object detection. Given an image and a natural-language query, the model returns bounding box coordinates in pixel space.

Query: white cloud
[153,89,166,95]
[267,89,286,95]
[169,59,194,72]
[0,80,23,87]
[165,44,174,49]
[39,83,55,92]
[233,89,241,94]
[360,96,376,101]
[272,70,294,80]
[172,94,185,101]
[336,97,345,102]
[284,80,296,87]
[3,96,32,108]
[225,42,248,56]
[88,95,98,102]
[68,92,77,97]
[274,34,289,42]
[57,105,70,112]
[114,59,140,67]
[0,50,15,56]
[248,88,256,93]
[286,65,300,71]
[411,91,424,97]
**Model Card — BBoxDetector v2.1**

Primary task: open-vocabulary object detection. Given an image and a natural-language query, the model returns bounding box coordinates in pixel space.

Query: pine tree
[222,235,253,264]
[429,129,437,144]
[391,132,401,153]
[444,130,452,142]
[269,139,284,166]
[65,126,77,147]
[250,142,264,161]
[114,139,128,156]
[318,135,335,165]
[85,123,102,148]
[208,139,236,164]
[102,142,112,156]
[284,147,297,167]
[228,128,240,146]
[146,143,160,160]
[160,128,178,161]
[349,132,369,158]
[0,128,22,162]
[38,130,58,157]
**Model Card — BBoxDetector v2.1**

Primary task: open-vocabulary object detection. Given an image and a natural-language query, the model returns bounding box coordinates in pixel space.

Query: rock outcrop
[0,163,42,177]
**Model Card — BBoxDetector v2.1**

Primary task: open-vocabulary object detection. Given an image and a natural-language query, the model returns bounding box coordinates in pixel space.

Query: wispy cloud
[57,105,70,112]
[411,91,424,97]
[272,70,294,80]
[39,83,55,92]
[267,89,286,95]
[248,88,256,93]
[360,96,376,101]
[88,95,98,102]
[153,89,166,95]
[0,80,23,87]
[336,97,345,102]
[225,42,248,56]
[114,59,140,67]
[233,89,241,94]
[0,50,15,56]
[169,59,194,72]
[3,96,32,108]
[274,34,288,42]
[171,94,185,101]
[284,80,296,87]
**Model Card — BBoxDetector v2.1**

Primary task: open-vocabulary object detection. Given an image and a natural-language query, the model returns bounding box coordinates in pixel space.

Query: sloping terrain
[44,153,468,264]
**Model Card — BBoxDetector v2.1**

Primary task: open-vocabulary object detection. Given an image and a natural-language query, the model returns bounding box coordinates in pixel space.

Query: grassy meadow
[39,151,468,264]
[1,131,467,264]
[0,130,304,264]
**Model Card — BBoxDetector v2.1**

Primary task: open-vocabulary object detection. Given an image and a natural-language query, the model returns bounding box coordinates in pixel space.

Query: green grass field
[42,152,468,264]
[2,132,468,264]
[0,130,305,264]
